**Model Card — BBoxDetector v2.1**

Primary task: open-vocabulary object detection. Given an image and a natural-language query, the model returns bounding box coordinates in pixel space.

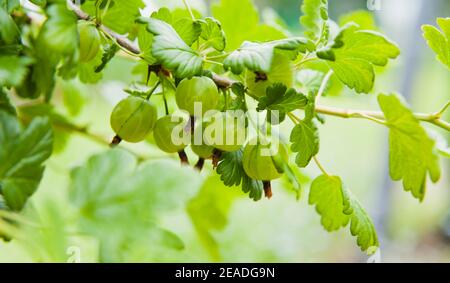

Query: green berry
[242,137,288,181]
[110,96,157,143]
[153,115,190,153]
[78,20,101,62]
[203,112,246,152]
[175,76,220,116]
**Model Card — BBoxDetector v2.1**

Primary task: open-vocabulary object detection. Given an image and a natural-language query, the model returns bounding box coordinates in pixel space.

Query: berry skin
[191,143,215,159]
[203,112,246,152]
[191,120,215,158]
[175,76,220,116]
[110,96,157,143]
[242,137,288,181]
[245,53,294,99]
[153,115,190,153]
[78,20,101,62]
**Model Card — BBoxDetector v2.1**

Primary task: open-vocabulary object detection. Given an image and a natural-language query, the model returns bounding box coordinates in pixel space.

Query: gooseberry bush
[0,0,449,261]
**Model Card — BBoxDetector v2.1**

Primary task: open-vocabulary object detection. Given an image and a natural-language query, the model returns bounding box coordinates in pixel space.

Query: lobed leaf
[378,94,441,201]
[216,149,264,201]
[290,119,319,168]
[344,192,379,254]
[257,83,308,113]
[139,18,203,78]
[300,0,329,42]
[199,17,226,51]
[224,37,313,74]
[216,150,245,187]
[82,0,144,35]
[309,174,379,253]
[0,112,53,211]
[422,18,450,70]
[318,24,400,93]
[212,0,286,50]
[309,175,350,231]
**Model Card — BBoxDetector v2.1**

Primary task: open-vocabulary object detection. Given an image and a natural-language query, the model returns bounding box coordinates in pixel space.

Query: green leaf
[0,89,15,115]
[60,80,86,116]
[318,25,400,93]
[138,9,201,63]
[378,94,441,201]
[217,150,245,187]
[187,175,239,261]
[18,103,77,154]
[137,24,156,65]
[290,119,319,168]
[224,38,313,74]
[422,18,450,70]
[78,49,103,83]
[199,17,226,51]
[281,163,303,200]
[0,7,19,44]
[257,83,307,112]
[344,192,379,254]
[139,18,203,78]
[70,149,202,222]
[300,0,329,41]
[70,149,202,261]
[0,0,19,13]
[309,175,350,231]
[211,0,258,50]
[212,0,286,50]
[40,4,78,55]
[95,43,119,72]
[82,0,144,35]
[29,0,46,7]
[173,18,202,46]
[0,112,53,211]
[0,55,33,87]
[216,149,263,201]
[241,175,263,201]
[150,7,172,23]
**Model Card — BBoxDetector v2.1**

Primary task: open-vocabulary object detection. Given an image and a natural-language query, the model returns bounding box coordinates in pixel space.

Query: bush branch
[66,0,450,132]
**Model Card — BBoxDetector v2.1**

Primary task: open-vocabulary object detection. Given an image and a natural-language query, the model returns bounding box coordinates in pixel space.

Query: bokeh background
[1,0,449,262]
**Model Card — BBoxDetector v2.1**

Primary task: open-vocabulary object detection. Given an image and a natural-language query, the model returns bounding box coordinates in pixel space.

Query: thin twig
[313,156,329,176]
[315,70,333,104]
[65,0,450,132]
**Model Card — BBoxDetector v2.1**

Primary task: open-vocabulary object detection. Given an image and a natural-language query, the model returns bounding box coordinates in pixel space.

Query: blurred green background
[1,0,449,262]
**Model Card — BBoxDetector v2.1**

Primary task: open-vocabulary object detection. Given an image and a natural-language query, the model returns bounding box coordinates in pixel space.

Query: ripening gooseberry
[242,137,288,181]
[175,76,220,116]
[202,111,246,152]
[110,96,158,143]
[78,20,101,62]
[153,115,190,153]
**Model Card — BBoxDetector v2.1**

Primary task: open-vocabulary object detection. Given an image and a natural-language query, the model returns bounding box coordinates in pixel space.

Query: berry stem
[146,80,161,100]
[189,116,195,135]
[66,0,450,132]
[195,158,205,171]
[110,135,122,147]
[263,181,273,199]
[212,149,222,168]
[178,150,189,165]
